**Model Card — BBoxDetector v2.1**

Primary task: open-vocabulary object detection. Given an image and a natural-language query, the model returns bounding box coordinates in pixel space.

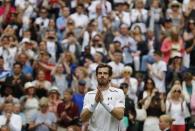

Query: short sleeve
[83,93,92,109]
[161,62,167,72]
[115,89,125,108]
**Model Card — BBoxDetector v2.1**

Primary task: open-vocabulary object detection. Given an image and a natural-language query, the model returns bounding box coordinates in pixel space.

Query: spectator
[143,88,165,131]
[48,86,62,114]
[28,97,57,131]
[0,101,22,131]
[159,114,172,131]
[51,63,68,97]
[57,88,80,131]
[161,26,185,63]
[72,79,87,114]
[5,62,27,98]
[20,82,39,125]
[32,70,51,98]
[147,51,167,93]
[166,85,189,131]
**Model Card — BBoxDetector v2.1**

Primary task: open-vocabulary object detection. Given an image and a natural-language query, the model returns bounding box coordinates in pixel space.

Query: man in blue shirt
[72,80,87,114]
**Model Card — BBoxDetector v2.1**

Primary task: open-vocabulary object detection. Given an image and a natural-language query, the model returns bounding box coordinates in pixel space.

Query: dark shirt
[72,93,84,114]
[4,74,27,98]
[57,101,79,128]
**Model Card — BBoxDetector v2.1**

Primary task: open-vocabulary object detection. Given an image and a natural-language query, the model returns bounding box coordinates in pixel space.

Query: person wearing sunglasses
[166,85,189,131]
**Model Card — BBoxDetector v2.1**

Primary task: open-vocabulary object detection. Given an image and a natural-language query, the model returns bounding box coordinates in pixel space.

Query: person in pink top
[161,26,185,63]
[0,0,16,24]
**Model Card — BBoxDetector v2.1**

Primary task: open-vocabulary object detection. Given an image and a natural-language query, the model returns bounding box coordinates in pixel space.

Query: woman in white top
[20,82,39,124]
[166,85,188,131]
[116,66,138,104]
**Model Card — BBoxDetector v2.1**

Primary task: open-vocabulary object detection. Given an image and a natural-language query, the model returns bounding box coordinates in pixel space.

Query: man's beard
[98,79,109,87]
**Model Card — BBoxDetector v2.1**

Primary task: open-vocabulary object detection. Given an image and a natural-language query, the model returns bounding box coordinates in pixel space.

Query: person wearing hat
[166,52,187,88]
[72,80,87,114]
[159,114,172,131]
[21,82,39,124]
[48,86,62,114]
[167,0,184,28]
[28,97,57,131]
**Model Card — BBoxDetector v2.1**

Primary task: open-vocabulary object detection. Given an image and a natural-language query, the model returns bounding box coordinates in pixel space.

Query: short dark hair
[64,88,73,95]
[119,83,129,89]
[0,56,4,60]
[154,50,162,56]
[77,3,84,8]
[96,63,113,77]
[13,62,23,68]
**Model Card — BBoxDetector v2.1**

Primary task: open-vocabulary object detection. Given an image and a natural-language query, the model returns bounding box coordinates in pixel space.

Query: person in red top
[35,51,55,81]
[57,88,80,131]
[161,26,185,63]
[0,0,16,24]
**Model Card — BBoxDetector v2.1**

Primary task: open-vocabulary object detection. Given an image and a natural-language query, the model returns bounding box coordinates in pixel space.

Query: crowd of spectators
[0,0,195,131]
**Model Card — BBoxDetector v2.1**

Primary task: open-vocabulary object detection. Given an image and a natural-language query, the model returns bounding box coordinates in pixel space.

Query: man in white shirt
[148,51,167,93]
[81,64,125,131]
[70,3,89,28]
[0,101,22,131]
[108,50,124,79]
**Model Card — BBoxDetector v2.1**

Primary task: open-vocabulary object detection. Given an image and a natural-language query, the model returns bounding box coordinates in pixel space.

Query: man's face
[120,26,128,35]
[77,6,83,14]
[114,52,122,63]
[19,54,27,65]
[96,67,110,86]
[4,103,13,114]
[13,64,22,75]
[63,7,69,17]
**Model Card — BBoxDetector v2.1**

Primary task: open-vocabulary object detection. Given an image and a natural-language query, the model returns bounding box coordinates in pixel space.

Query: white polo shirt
[83,87,125,131]
[0,113,22,131]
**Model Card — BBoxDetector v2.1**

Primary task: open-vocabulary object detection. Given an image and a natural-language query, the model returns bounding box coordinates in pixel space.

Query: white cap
[24,82,34,90]
[49,86,59,94]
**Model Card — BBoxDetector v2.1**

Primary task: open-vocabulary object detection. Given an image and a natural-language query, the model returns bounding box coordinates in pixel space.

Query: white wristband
[88,102,98,112]
[101,101,114,112]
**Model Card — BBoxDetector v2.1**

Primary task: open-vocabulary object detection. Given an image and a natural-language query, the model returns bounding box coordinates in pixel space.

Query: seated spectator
[51,63,68,97]
[166,54,187,88]
[0,101,22,131]
[72,80,87,114]
[32,70,51,98]
[13,103,27,131]
[20,82,39,125]
[5,62,27,98]
[48,86,62,114]
[28,97,57,131]
[57,89,80,131]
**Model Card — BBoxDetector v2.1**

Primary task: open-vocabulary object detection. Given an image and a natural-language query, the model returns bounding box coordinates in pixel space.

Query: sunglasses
[174,90,181,93]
